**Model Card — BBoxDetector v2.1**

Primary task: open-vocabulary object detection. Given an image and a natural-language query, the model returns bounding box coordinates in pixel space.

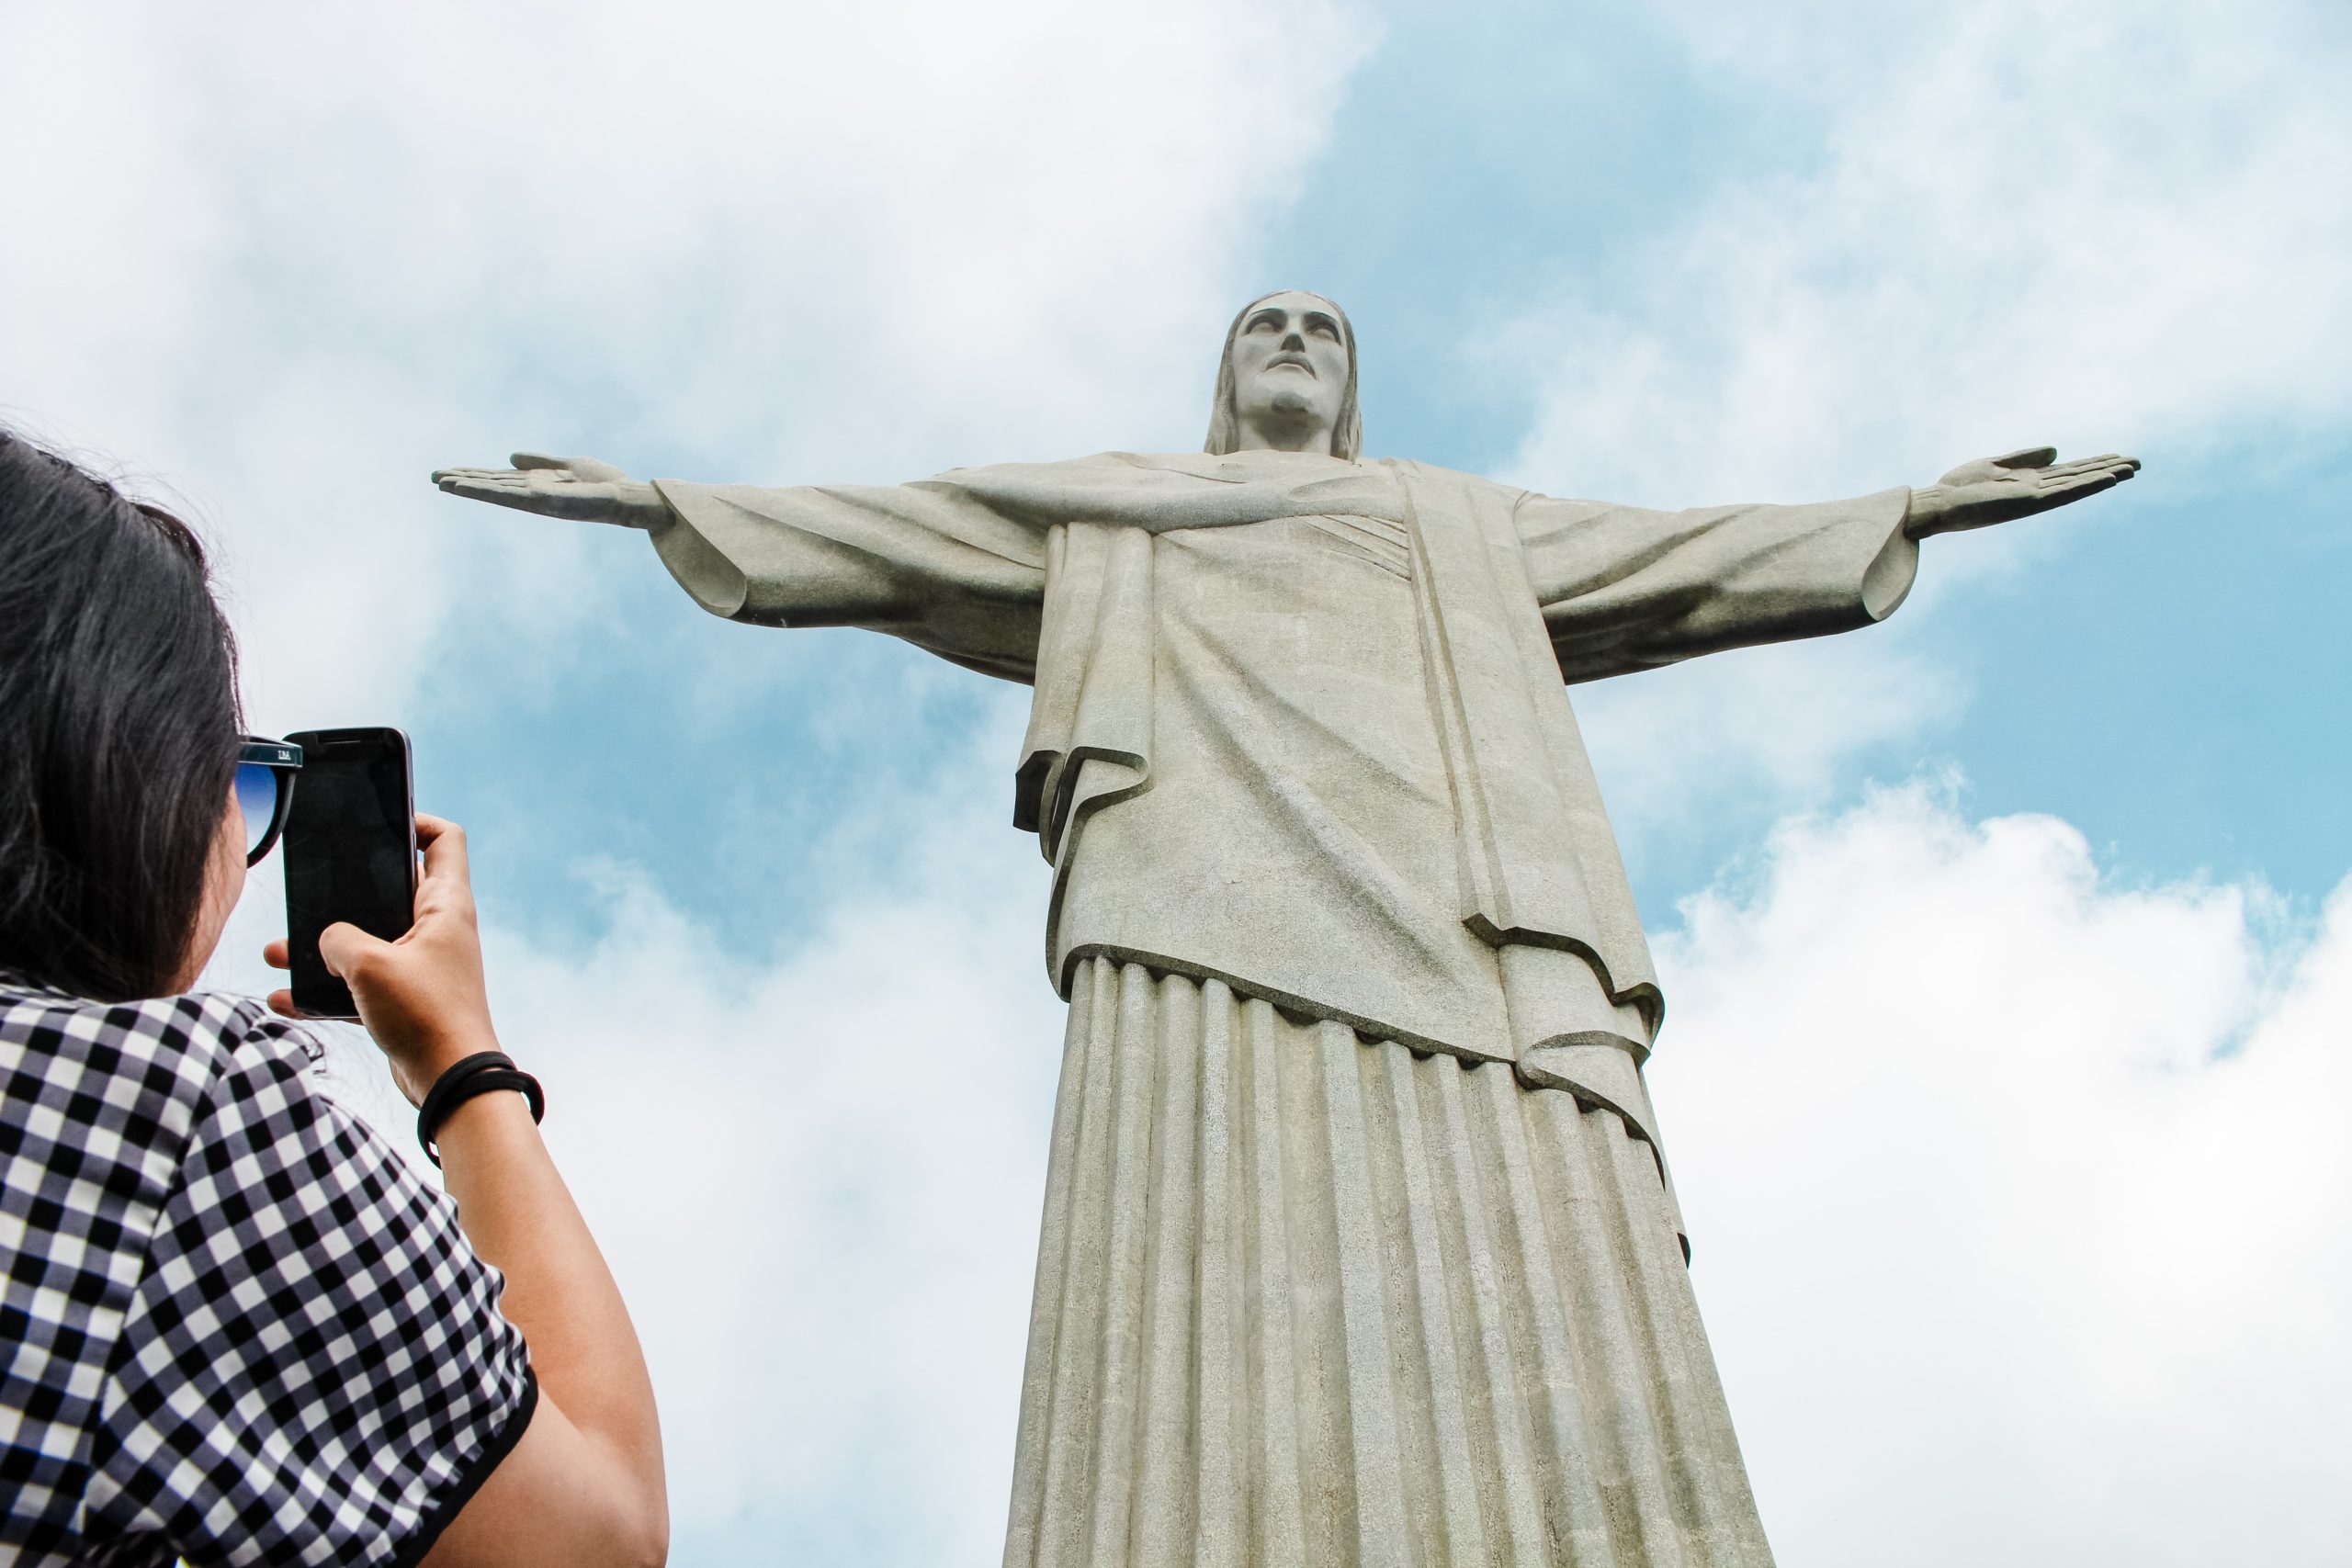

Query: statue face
[1228,291,1351,450]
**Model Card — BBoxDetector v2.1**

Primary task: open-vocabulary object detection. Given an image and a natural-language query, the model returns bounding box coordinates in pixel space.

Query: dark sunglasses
[236,737,303,866]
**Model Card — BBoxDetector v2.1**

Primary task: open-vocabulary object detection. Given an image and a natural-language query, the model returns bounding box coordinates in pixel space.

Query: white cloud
[1574,618,1968,871]
[1513,0,2350,507]
[492,819,1063,1558]
[1512,0,2350,830]
[0,0,1374,728]
[1649,781,2351,1566]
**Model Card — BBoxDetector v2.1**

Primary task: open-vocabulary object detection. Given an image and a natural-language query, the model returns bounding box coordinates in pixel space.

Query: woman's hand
[265,813,499,1105]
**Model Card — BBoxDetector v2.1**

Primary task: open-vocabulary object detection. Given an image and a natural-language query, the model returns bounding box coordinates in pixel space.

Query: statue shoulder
[1374,456,1528,501]
[989,451,1303,487]
[1370,454,1490,479]
[928,450,1170,484]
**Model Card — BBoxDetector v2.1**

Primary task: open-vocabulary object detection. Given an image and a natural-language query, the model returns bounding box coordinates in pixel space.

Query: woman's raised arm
[268,814,666,1568]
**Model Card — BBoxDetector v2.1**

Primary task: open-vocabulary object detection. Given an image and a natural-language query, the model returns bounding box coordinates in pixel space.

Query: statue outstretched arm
[434,454,1050,683]
[1517,445,2138,684]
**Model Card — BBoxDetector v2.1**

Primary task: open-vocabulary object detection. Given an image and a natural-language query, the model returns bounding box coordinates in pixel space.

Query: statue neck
[1233,412,1336,457]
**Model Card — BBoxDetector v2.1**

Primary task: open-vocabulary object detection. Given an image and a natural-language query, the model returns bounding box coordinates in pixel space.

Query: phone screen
[282,728,417,1020]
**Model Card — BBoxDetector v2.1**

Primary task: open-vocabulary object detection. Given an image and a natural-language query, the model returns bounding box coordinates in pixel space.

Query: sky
[3,0,2347,1562]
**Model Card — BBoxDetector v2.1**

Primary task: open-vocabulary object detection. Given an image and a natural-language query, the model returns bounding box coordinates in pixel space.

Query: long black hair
[0,430,243,1000]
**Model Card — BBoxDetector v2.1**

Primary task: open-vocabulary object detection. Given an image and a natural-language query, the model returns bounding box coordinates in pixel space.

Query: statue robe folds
[645,450,1916,1155]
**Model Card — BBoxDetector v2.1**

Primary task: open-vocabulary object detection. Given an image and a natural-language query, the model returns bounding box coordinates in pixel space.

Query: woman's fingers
[262,938,290,969]
[408,815,481,928]
[416,813,472,886]
[265,987,300,1018]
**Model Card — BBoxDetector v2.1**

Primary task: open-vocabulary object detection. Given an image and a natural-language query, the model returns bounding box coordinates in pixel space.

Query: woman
[0,429,666,1567]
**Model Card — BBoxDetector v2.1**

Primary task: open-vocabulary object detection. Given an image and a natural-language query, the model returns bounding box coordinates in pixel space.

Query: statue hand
[1904,446,2141,539]
[430,452,670,528]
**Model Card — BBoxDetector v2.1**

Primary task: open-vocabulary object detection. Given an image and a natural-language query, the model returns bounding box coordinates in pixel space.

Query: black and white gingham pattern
[1,978,533,1567]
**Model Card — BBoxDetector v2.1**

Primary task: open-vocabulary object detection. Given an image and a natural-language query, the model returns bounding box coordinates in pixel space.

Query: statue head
[1204,289,1362,461]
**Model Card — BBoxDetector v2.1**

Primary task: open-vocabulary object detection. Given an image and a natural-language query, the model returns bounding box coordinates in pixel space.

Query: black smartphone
[281,728,419,1020]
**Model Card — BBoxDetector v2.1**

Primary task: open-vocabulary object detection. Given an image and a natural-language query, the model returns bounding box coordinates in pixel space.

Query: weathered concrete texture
[1007,959,1771,1568]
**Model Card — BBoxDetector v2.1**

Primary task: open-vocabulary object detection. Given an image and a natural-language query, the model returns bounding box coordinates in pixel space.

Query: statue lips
[1266,352,1316,377]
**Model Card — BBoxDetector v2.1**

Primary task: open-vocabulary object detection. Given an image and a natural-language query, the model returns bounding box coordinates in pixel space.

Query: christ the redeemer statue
[436,291,2136,1568]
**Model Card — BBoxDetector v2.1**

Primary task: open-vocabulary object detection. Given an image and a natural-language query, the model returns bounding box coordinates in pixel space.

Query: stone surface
[435,289,2138,1565]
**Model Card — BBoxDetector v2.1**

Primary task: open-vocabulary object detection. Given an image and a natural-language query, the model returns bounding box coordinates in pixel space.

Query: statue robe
[644,448,1916,1151]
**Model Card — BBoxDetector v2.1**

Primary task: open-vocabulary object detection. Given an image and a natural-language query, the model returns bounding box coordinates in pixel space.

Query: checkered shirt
[1,977,535,1567]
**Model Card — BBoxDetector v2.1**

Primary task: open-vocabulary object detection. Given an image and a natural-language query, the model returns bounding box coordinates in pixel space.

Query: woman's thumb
[317,922,391,980]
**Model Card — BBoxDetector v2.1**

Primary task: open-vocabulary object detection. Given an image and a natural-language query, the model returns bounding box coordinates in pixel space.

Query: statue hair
[1204,290,1363,462]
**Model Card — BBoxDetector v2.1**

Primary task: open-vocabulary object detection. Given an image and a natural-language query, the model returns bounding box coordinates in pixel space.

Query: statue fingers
[435,473,544,509]
[2032,456,2107,480]
[2033,457,2139,491]
[2034,453,2135,481]
[1991,445,2059,470]
[2032,469,2125,506]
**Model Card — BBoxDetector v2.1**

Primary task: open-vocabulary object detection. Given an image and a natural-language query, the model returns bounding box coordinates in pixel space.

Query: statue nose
[1282,332,1305,350]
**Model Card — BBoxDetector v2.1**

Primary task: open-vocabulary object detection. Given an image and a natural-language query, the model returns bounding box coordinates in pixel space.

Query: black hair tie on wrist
[417,1051,545,1167]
